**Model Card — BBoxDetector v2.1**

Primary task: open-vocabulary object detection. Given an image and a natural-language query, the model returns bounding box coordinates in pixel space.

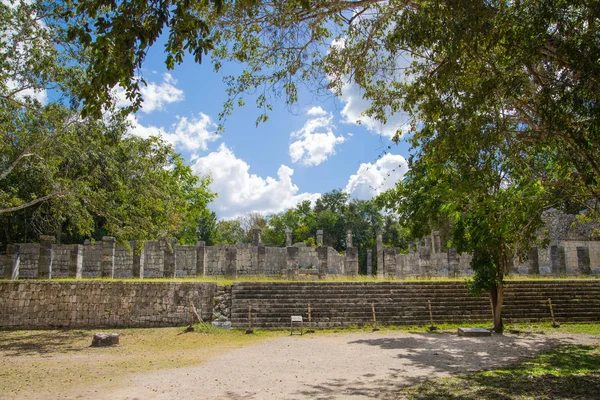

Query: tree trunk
[490,282,504,333]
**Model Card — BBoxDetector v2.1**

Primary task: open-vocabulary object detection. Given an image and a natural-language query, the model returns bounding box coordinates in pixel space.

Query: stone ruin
[1,208,598,279]
[0,229,358,280]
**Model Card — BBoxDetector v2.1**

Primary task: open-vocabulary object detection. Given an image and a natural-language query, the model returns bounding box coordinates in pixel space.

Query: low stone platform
[458,327,492,337]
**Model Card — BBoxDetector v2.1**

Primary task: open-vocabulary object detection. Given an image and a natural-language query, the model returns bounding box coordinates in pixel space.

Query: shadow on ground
[295,332,569,400]
[0,330,90,356]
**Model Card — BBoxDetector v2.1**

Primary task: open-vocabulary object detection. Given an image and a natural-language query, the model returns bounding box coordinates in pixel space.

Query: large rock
[91,332,120,347]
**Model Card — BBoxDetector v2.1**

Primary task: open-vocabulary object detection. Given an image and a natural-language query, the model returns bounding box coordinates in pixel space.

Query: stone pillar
[101,236,116,278]
[38,235,55,279]
[345,247,358,276]
[376,231,383,278]
[419,238,431,276]
[195,241,205,277]
[576,247,591,275]
[162,239,177,278]
[285,228,293,247]
[132,241,145,279]
[366,249,373,276]
[346,230,353,248]
[447,247,460,277]
[252,229,262,246]
[316,229,323,246]
[317,246,328,279]
[286,246,299,279]
[5,244,20,280]
[550,245,566,275]
[69,244,83,279]
[257,244,266,275]
[225,247,237,277]
[408,242,414,253]
[384,248,397,277]
[527,247,540,275]
[433,231,441,253]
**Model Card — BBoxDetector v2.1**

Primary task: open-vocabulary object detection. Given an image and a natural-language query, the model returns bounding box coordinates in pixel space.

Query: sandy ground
[55,331,597,400]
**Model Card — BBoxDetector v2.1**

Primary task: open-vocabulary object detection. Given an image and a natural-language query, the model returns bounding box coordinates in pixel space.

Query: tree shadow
[405,345,600,399]
[295,333,570,399]
[0,329,91,356]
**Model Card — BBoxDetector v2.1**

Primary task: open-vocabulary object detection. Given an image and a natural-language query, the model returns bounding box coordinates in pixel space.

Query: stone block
[458,328,492,337]
[92,332,120,346]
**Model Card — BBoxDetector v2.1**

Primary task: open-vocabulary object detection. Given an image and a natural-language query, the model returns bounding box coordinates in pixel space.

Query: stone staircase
[230,281,600,329]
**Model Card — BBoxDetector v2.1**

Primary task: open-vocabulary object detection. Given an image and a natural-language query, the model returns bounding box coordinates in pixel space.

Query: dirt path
[72,331,597,400]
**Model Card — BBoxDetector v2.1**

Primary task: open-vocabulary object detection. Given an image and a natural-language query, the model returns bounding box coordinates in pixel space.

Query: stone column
[376,231,383,278]
[132,241,145,279]
[550,245,566,275]
[408,242,414,253]
[69,244,83,279]
[447,247,460,277]
[195,241,205,277]
[346,230,353,248]
[527,247,540,275]
[286,246,299,279]
[161,239,177,278]
[257,244,266,275]
[285,229,293,247]
[317,246,328,279]
[252,229,262,246]
[316,229,323,246]
[384,248,397,277]
[38,235,55,279]
[433,231,441,253]
[101,236,116,278]
[5,244,20,280]
[366,249,373,276]
[419,238,431,276]
[577,247,591,275]
[225,247,237,277]
[345,247,359,276]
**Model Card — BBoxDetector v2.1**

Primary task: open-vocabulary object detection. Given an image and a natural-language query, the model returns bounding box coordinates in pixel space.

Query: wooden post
[548,298,560,328]
[372,302,379,331]
[306,303,314,333]
[246,303,254,334]
[428,300,437,331]
[186,303,195,332]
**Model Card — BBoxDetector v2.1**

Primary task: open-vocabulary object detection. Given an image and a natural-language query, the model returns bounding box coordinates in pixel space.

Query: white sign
[291,316,303,322]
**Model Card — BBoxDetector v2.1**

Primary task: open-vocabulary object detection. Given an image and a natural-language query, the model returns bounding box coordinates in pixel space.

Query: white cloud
[339,82,411,139]
[115,73,184,113]
[306,106,328,116]
[289,112,345,166]
[345,153,409,200]
[5,79,47,104]
[192,143,320,218]
[128,112,219,151]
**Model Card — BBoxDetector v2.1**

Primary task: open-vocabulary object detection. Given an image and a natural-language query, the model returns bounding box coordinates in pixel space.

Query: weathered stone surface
[458,328,492,337]
[92,332,120,347]
[211,321,232,330]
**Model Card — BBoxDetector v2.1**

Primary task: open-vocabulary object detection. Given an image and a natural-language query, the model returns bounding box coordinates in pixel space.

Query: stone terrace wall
[0,281,216,329]
[1,237,349,279]
[231,280,600,328]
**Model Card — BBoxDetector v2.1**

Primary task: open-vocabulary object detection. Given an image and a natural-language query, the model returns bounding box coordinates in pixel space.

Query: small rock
[91,332,120,347]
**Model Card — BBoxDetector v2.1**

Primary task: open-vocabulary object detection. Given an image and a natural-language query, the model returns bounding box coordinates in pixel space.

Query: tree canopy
[1,0,216,248]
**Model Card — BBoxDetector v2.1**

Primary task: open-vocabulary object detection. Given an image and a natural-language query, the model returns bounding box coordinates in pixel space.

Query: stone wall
[0,281,216,329]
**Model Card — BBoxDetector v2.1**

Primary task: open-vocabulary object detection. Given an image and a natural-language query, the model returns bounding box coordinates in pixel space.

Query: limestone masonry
[1,280,598,329]
[1,208,599,279]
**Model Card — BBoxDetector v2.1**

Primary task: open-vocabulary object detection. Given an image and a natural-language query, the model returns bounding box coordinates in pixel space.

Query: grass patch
[400,344,600,399]
[4,275,598,286]
[0,325,286,397]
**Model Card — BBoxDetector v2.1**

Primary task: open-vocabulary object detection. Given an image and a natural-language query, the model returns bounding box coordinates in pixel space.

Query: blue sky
[121,45,412,219]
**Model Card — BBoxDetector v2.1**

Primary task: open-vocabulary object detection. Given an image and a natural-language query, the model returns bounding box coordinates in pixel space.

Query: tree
[1,1,216,247]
